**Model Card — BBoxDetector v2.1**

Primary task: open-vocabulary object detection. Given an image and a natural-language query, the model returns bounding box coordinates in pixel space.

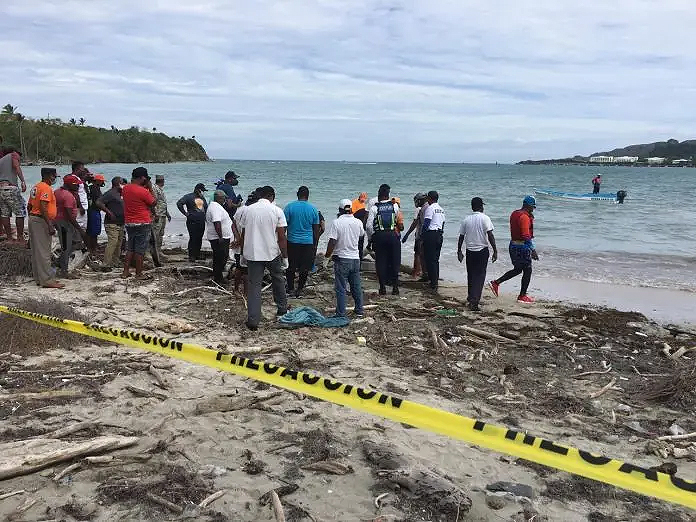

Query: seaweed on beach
[0,242,32,279]
[0,297,108,356]
[639,362,696,407]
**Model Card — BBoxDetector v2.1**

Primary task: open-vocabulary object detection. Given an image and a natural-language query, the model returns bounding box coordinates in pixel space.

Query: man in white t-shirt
[325,199,365,318]
[457,197,497,311]
[206,190,233,286]
[237,185,289,330]
[420,190,446,291]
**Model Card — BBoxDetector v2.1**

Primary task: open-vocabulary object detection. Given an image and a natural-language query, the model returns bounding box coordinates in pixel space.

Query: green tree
[79,117,85,126]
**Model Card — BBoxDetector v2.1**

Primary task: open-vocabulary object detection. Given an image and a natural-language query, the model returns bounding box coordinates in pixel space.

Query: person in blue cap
[489,195,538,303]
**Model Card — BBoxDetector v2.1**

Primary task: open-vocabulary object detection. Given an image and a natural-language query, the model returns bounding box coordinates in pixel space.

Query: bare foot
[120,272,132,279]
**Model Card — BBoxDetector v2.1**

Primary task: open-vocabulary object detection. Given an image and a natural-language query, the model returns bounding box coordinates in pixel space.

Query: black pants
[422,229,443,289]
[286,242,314,293]
[186,219,205,261]
[210,238,230,284]
[373,232,401,288]
[466,248,489,305]
[593,185,600,194]
[358,235,365,261]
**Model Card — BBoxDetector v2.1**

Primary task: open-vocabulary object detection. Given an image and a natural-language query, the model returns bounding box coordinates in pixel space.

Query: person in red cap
[54,174,86,279]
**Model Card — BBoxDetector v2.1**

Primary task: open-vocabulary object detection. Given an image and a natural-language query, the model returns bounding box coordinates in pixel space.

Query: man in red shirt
[489,196,538,303]
[54,175,86,279]
[121,167,156,280]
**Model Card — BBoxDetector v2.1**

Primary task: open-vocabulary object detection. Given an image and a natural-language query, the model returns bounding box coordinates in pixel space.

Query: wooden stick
[430,327,440,350]
[148,365,169,389]
[0,490,25,501]
[199,489,226,508]
[1,390,83,401]
[173,286,233,297]
[657,431,696,442]
[54,373,116,379]
[53,462,82,482]
[125,385,167,400]
[0,436,138,480]
[573,368,612,378]
[43,420,99,439]
[270,490,286,522]
[146,492,183,514]
[589,378,618,399]
[456,325,513,343]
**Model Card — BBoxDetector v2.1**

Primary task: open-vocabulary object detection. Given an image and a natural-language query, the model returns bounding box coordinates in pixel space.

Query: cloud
[3,0,696,161]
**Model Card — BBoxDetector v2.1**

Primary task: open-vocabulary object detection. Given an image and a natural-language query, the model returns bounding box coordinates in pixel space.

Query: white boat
[534,188,627,203]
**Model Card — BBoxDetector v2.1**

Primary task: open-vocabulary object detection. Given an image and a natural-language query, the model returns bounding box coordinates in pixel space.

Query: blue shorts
[509,243,532,269]
[125,224,152,255]
[87,209,102,237]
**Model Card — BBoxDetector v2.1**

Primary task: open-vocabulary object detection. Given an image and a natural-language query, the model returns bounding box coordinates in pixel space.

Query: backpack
[373,201,396,232]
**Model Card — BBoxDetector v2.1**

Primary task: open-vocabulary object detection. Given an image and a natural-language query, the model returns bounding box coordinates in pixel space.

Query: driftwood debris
[146,492,183,514]
[53,462,82,482]
[260,484,299,505]
[43,420,99,439]
[194,392,284,415]
[270,490,286,522]
[199,489,227,508]
[125,385,168,401]
[0,436,139,480]
[0,389,83,401]
[0,489,25,500]
[456,325,513,343]
[302,460,353,475]
[589,378,619,399]
[148,365,169,389]
[657,431,696,442]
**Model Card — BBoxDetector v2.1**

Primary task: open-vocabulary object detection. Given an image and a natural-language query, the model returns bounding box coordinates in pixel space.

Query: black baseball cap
[427,190,439,201]
[225,170,239,180]
[41,167,58,178]
[132,167,150,179]
[195,183,208,192]
[471,197,484,208]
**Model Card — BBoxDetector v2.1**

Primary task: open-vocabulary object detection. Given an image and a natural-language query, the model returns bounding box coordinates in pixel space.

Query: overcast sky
[3,1,695,162]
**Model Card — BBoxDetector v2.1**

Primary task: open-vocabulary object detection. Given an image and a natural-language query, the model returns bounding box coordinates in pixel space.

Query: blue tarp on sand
[278,306,350,328]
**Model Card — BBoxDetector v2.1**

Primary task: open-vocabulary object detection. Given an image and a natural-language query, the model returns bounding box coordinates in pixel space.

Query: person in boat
[489,196,538,304]
[592,174,601,194]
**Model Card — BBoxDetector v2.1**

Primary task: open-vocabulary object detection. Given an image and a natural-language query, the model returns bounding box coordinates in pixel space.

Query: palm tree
[2,104,16,116]
[69,118,76,125]
[79,117,85,126]
[16,113,26,157]
[152,127,157,132]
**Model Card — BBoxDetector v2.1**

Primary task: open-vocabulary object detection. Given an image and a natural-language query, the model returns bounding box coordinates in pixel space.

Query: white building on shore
[589,155,614,163]
[647,157,666,165]
[614,156,639,163]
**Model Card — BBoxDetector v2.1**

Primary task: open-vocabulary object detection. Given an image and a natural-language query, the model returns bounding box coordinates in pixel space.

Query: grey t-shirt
[99,188,124,225]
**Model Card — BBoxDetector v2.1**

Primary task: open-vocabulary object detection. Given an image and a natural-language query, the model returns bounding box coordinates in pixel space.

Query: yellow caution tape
[2,304,695,510]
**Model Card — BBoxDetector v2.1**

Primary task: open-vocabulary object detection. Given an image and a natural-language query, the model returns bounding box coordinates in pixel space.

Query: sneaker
[392,286,400,296]
[517,295,535,303]
[354,312,365,319]
[379,286,387,295]
[245,322,258,331]
[468,303,480,312]
[488,281,499,297]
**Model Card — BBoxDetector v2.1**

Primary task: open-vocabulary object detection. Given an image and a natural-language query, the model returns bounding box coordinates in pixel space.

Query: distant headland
[518,138,695,167]
[0,103,210,165]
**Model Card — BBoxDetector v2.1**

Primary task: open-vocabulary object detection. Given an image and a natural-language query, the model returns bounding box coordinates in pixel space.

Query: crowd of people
[5,151,540,326]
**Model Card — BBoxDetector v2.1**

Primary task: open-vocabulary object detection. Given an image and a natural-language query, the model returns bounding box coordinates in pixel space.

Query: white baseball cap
[340,198,352,209]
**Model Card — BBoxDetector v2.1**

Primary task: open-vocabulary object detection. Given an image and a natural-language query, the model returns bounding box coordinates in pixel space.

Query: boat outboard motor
[616,190,627,204]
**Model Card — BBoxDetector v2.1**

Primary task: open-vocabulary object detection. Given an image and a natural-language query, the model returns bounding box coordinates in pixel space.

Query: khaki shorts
[0,186,27,218]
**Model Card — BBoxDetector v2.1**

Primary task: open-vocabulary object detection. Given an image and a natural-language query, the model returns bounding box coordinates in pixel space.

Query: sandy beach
[1,250,695,521]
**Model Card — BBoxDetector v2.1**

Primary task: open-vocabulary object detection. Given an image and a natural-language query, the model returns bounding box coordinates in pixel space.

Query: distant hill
[0,103,209,164]
[518,138,696,165]
[594,138,696,160]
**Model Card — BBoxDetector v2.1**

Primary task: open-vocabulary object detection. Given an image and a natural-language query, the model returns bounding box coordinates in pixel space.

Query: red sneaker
[517,295,535,303]
[488,281,499,297]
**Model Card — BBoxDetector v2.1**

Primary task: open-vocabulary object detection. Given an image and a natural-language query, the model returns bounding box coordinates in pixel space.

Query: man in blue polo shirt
[284,185,320,298]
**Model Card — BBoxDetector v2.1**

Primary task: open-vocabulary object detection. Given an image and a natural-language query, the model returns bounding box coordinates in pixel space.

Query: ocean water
[20,161,696,294]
